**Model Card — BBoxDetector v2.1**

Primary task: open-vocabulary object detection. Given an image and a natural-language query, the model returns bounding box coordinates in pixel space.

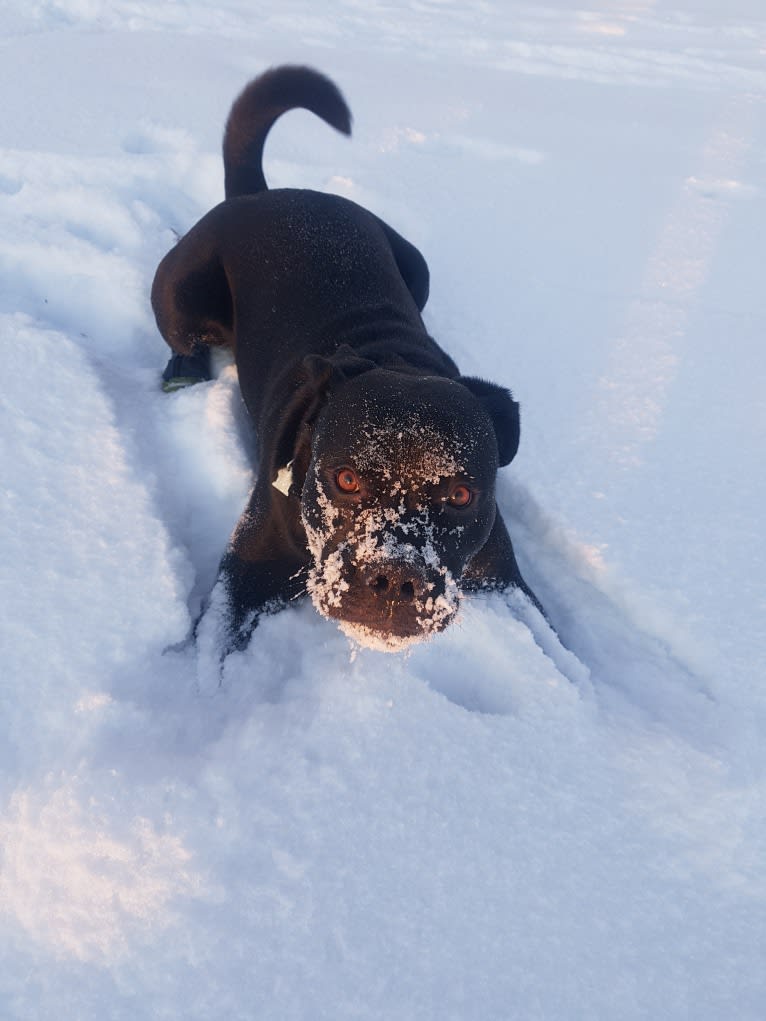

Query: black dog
[153,65,541,652]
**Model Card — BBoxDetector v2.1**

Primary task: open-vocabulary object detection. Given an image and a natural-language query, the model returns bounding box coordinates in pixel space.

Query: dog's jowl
[152,65,542,652]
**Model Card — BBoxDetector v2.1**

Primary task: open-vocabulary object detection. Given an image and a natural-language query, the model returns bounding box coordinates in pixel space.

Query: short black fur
[153,65,541,651]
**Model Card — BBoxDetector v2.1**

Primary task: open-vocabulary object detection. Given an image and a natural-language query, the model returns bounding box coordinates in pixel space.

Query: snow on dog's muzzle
[306,538,460,652]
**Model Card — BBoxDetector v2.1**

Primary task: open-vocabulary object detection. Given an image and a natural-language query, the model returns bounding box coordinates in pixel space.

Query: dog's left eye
[448,484,473,508]
[335,467,360,493]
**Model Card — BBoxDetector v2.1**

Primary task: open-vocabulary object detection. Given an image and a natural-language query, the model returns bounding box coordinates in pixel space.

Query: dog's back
[153,65,443,427]
[218,190,436,425]
[223,65,352,199]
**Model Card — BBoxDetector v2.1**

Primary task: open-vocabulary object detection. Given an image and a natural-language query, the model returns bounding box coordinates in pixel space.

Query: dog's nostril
[400,581,415,601]
[372,575,390,593]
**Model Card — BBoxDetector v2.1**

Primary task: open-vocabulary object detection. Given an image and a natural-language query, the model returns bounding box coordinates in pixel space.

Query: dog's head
[276,351,519,650]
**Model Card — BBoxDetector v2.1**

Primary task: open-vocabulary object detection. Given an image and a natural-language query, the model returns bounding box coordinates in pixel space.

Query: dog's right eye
[447,483,473,508]
[335,468,360,494]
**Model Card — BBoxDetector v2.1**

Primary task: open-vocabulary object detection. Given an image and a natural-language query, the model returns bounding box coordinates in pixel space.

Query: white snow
[1,1,765,1018]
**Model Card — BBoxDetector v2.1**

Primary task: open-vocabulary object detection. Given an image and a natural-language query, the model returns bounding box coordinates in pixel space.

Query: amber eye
[448,484,473,508]
[335,467,360,494]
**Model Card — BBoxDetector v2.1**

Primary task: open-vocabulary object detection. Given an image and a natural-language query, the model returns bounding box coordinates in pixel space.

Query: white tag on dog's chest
[272,460,294,496]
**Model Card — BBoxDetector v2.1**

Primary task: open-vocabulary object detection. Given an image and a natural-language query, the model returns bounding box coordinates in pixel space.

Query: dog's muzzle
[354,557,449,635]
[307,544,459,649]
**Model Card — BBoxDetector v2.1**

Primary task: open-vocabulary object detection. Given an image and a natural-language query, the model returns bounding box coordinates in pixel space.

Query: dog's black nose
[368,569,422,603]
[339,559,456,639]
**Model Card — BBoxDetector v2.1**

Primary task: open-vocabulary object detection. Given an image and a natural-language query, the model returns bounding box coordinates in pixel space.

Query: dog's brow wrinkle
[346,418,466,484]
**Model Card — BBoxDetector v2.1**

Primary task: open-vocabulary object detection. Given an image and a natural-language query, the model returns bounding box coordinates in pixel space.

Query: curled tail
[223,65,352,200]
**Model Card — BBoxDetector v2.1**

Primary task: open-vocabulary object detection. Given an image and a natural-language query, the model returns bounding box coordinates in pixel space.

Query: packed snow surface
[1,1,765,1018]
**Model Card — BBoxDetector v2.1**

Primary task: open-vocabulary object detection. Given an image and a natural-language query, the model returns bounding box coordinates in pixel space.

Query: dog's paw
[161,350,212,392]
[193,578,258,693]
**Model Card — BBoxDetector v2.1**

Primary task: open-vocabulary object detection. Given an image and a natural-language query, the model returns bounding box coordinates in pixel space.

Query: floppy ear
[303,345,377,385]
[457,376,520,466]
[272,346,378,482]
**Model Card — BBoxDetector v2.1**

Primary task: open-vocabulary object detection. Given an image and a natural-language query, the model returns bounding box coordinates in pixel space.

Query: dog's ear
[457,376,520,466]
[272,347,377,483]
[303,345,377,386]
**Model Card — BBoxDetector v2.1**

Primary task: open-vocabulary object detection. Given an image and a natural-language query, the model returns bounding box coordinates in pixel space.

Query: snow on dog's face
[298,370,508,651]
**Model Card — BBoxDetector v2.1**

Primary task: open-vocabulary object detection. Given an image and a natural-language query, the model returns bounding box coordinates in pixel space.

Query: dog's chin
[332,604,458,652]
[335,619,442,653]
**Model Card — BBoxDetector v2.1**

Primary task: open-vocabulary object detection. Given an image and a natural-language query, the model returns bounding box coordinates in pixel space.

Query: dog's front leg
[193,550,308,674]
[461,507,544,617]
[195,481,310,660]
[224,548,307,644]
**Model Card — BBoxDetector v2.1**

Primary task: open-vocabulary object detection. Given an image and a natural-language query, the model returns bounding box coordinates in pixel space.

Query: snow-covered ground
[2,1,765,1017]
